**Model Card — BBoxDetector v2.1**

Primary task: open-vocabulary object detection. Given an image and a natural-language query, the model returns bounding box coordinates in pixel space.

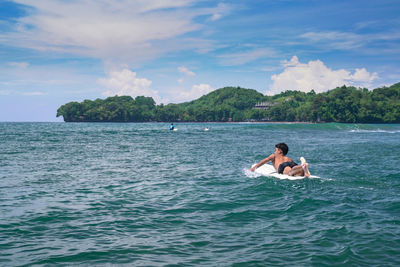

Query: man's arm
[250,154,274,172]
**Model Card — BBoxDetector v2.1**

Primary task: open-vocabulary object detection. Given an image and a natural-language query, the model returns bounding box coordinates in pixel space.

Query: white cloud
[218,48,277,66]
[351,68,378,83]
[178,66,196,76]
[211,13,222,21]
[282,56,300,67]
[22,91,46,96]
[4,0,217,63]
[209,3,230,21]
[300,30,400,51]
[8,62,29,68]
[0,90,12,96]
[98,69,163,103]
[0,89,46,96]
[268,56,378,95]
[300,31,363,50]
[192,83,213,96]
[172,83,213,102]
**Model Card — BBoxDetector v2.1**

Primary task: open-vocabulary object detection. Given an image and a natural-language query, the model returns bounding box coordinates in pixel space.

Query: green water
[1,122,400,266]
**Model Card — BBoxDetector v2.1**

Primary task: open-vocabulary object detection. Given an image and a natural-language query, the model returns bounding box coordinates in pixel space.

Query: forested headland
[56,82,400,123]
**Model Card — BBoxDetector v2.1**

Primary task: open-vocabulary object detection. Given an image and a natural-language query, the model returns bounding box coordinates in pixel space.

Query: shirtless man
[250,143,310,177]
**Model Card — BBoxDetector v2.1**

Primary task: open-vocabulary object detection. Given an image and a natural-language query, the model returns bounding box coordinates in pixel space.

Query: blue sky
[1,0,399,121]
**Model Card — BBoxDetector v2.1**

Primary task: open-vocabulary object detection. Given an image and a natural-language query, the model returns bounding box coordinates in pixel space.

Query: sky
[0,0,399,121]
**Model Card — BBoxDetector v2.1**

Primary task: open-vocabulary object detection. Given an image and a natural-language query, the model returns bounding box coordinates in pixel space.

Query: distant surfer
[203,127,209,131]
[250,143,310,177]
[169,123,174,131]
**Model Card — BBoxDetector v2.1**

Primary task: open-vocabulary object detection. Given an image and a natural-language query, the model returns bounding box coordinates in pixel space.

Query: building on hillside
[253,101,276,110]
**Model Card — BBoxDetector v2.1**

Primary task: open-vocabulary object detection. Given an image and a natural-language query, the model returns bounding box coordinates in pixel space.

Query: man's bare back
[270,153,293,171]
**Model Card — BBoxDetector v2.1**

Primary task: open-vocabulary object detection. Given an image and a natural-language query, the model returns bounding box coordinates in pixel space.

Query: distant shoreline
[56,84,400,124]
[1,121,399,124]
[153,121,316,125]
[56,121,316,124]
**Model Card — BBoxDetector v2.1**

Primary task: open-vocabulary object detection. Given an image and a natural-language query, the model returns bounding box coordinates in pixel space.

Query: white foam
[244,168,262,178]
[349,129,400,134]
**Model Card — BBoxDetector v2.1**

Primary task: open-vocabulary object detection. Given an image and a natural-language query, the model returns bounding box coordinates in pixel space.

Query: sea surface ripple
[1,122,400,266]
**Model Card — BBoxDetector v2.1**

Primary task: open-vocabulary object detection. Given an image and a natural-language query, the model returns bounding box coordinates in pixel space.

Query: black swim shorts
[278,161,298,174]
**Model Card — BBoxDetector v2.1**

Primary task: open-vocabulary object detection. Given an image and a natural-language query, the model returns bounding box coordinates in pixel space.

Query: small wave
[359,186,374,190]
[348,129,400,133]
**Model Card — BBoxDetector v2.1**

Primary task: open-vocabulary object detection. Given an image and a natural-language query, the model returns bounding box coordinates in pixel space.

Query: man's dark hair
[275,143,289,155]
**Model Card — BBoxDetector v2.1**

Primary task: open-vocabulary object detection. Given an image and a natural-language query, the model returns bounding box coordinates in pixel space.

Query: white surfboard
[252,164,319,180]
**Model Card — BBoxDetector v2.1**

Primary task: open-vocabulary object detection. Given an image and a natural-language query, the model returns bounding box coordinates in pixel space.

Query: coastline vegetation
[56,82,400,123]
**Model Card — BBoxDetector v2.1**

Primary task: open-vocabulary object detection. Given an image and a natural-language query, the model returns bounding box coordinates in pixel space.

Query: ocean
[1,122,399,266]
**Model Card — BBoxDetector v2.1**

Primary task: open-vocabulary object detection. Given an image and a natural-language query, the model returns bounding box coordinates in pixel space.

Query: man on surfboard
[250,143,310,177]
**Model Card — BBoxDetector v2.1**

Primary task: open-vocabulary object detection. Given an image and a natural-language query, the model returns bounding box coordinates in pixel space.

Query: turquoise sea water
[1,122,400,266]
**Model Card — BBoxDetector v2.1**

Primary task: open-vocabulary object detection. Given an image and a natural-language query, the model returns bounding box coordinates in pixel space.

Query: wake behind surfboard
[251,164,319,180]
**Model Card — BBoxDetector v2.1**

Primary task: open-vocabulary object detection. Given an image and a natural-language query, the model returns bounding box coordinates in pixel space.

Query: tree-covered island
[57,82,400,123]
